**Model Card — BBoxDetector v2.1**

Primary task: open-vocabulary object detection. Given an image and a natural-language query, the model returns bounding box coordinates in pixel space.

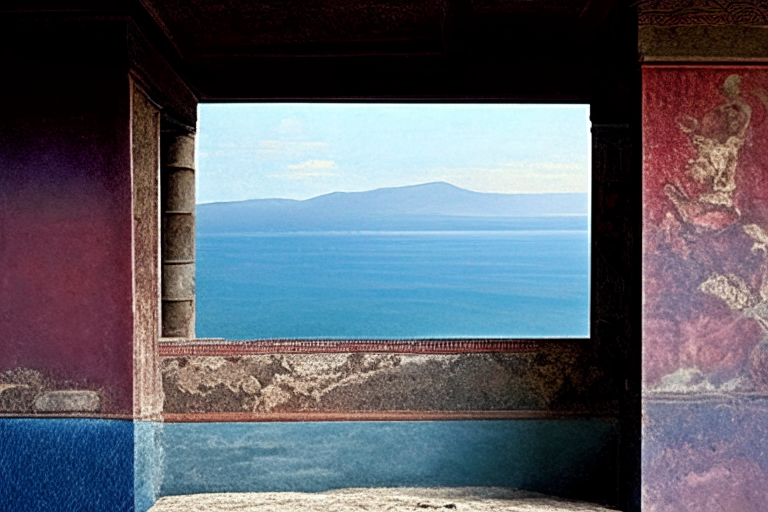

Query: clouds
[425,161,590,194]
[272,160,339,179]
[257,140,330,157]
[287,159,337,170]
[197,104,591,202]
[278,118,305,137]
[257,118,327,158]
[197,140,330,159]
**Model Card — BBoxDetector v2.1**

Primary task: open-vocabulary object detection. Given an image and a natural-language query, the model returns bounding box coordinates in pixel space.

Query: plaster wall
[0,64,135,414]
[159,419,619,504]
[0,19,172,511]
[639,5,768,508]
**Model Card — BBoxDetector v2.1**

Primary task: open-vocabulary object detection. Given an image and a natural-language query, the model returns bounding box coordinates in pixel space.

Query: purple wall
[0,66,135,414]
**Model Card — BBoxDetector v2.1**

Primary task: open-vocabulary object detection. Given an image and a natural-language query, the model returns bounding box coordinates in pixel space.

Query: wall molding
[637,0,768,26]
[163,410,615,423]
[157,338,575,356]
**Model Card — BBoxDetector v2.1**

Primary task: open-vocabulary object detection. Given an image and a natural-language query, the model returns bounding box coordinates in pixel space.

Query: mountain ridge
[197,181,588,232]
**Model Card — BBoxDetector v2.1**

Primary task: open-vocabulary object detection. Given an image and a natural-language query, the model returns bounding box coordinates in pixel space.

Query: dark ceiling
[136,0,634,118]
[2,0,636,120]
[142,0,595,60]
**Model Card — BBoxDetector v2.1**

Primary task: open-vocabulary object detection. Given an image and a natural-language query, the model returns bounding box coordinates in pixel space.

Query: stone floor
[149,487,616,511]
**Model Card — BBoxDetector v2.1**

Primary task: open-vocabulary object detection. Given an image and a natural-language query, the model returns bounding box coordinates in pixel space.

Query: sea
[195,219,590,340]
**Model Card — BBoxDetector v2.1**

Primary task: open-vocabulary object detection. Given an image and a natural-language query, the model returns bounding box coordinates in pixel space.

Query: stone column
[161,132,196,338]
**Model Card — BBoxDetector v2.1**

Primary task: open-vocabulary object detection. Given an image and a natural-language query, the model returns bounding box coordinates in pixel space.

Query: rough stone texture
[161,344,617,414]
[33,390,100,413]
[162,133,196,339]
[132,84,164,422]
[150,488,615,512]
[0,368,47,413]
[0,368,104,414]
[162,263,195,299]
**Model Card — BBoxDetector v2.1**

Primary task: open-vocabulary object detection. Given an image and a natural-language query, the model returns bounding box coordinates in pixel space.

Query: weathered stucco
[0,368,104,414]
[132,83,164,421]
[161,343,616,415]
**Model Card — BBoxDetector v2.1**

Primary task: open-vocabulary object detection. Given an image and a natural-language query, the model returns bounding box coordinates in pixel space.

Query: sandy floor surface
[149,487,616,512]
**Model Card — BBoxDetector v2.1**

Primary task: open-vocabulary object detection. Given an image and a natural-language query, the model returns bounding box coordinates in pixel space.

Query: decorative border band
[637,1,768,26]
[163,410,611,423]
[158,338,572,357]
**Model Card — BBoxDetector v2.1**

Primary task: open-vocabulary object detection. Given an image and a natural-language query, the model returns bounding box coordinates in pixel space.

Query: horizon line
[197,181,589,205]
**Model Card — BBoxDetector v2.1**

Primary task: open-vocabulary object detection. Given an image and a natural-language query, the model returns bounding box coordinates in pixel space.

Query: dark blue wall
[0,419,134,512]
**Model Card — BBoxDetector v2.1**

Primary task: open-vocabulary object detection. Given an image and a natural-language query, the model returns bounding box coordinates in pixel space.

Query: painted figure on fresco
[664,74,750,228]
[654,74,768,391]
[644,70,768,512]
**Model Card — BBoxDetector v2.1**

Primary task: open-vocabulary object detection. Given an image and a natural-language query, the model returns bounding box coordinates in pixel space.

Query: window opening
[194,103,591,340]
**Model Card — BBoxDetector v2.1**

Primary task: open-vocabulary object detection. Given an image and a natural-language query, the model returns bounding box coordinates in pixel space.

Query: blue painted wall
[0,419,163,512]
[0,418,619,509]
[160,419,619,503]
[0,419,134,512]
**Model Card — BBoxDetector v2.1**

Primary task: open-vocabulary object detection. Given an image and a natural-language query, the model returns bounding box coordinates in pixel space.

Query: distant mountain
[197,182,588,233]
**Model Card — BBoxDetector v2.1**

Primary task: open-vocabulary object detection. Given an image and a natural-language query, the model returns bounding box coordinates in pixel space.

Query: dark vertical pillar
[161,133,196,339]
[591,123,639,511]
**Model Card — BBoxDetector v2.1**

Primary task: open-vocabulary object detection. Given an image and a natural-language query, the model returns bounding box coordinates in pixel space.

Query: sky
[197,104,591,203]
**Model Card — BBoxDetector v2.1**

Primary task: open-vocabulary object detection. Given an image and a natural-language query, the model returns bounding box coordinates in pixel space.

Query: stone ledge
[149,488,615,512]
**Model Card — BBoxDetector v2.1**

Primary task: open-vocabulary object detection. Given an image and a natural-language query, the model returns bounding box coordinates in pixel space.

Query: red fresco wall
[643,66,768,392]
[0,67,134,414]
[643,66,768,512]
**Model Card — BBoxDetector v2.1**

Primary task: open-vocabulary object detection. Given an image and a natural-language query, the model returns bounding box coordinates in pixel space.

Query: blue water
[196,221,589,339]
